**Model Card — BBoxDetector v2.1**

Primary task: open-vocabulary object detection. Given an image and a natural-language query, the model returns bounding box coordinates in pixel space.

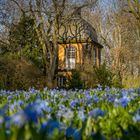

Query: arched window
[65,46,76,69]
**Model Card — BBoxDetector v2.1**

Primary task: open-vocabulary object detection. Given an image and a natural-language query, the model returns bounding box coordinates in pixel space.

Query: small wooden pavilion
[56,10,103,87]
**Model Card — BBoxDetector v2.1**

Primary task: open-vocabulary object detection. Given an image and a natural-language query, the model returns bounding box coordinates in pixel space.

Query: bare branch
[11,0,25,14]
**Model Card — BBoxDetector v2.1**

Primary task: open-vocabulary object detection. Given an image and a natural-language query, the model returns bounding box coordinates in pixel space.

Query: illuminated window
[65,46,76,69]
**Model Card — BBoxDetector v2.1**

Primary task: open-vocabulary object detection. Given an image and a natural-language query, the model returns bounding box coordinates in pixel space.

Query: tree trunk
[47,73,54,88]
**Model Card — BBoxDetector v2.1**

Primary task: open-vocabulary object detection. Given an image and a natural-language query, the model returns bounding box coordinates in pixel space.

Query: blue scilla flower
[36,94,41,99]
[89,108,105,119]
[61,89,67,96]
[17,100,24,106]
[10,104,16,111]
[50,89,57,96]
[130,93,137,100]
[84,91,90,96]
[70,100,78,108]
[80,98,85,104]
[0,90,6,96]
[10,101,22,111]
[44,87,48,91]
[73,129,82,140]
[24,93,30,101]
[121,89,128,97]
[92,95,100,103]
[11,111,27,127]
[24,104,38,123]
[34,100,51,116]
[133,107,140,122]
[114,98,119,106]
[4,116,11,130]
[66,126,76,138]
[104,86,110,91]
[58,104,65,110]
[0,104,8,115]
[57,109,65,118]
[127,88,135,93]
[86,95,92,103]
[106,94,114,102]
[63,109,74,119]
[28,87,38,94]
[7,95,13,101]
[96,84,102,91]
[40,119,61,135]
[133,113,140,122]
[119,97,130,107]
[78,111,86,121]
[35,99,49,107]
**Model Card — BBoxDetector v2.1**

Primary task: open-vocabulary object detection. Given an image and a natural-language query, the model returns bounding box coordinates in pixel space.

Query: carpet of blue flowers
[0,86,140,140]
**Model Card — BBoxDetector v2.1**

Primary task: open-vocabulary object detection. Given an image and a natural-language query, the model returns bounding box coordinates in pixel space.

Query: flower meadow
[0,87,140,140]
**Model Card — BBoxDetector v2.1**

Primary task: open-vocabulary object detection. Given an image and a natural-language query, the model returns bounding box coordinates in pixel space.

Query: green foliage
[113,75,123,88]
[9,14,37,51]
[8,14,43,69]
[0,57,45,90]
[0,14,46,90]
[0,88,140,139]
[67,69,83,89]
[94,63,113,88]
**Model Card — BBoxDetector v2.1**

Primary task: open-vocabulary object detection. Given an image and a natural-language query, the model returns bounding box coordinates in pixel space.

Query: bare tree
[127,0,140,75]
[7,0,98,88]
[83,0,139,86]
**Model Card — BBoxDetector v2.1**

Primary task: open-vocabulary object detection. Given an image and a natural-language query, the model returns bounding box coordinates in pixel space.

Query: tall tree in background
[29,0,98,87]
[29,0,66,88]
[127,0,140,75]
[1,0,139,88]
[83,0,140,86]
[0,0,97,88]
[8,14,43,68]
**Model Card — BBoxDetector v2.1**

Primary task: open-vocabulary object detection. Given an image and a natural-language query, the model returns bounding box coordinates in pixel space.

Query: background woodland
[0,0,140,90]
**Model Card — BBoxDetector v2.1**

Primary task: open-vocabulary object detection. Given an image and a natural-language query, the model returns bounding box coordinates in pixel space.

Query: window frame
[65,45,76,69]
